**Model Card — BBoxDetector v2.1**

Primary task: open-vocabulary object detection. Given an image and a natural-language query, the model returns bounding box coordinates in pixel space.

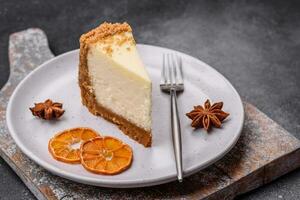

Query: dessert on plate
[79,22,152,147]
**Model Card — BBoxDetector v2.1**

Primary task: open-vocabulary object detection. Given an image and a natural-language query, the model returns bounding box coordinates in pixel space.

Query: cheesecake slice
[79,22,152,147]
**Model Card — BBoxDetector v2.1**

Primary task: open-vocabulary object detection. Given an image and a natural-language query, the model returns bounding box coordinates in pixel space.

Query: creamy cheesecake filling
[87,34,151,131]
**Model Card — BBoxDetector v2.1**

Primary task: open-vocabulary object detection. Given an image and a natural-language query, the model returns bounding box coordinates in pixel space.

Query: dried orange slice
[80,136,133,175]
[49,127,99,164]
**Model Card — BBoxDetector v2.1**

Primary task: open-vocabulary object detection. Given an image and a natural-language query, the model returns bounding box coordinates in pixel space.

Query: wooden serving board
[1,28,300,200]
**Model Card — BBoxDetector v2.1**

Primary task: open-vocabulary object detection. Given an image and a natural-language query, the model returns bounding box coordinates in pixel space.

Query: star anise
[186,99,229,131]
[29,99,65,120]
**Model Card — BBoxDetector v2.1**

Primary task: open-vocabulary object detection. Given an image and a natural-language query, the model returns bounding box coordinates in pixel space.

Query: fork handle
[170,88,183,182]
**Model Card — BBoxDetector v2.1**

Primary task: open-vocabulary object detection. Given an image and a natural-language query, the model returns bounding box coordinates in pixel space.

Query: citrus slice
[49,127,99,164]
[80,136,133,175]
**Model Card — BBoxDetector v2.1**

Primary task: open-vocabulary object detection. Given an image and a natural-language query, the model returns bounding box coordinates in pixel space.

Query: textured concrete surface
[0,0,299,199]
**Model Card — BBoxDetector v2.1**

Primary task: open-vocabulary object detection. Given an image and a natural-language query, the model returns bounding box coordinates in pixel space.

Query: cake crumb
[103,46,113,56]
[80,22,132,44]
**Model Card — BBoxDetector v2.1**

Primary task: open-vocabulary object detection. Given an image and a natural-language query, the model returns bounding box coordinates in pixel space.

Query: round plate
[7,44,244,188]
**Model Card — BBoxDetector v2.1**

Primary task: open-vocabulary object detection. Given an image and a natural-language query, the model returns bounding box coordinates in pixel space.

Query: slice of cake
[79,22,152,147]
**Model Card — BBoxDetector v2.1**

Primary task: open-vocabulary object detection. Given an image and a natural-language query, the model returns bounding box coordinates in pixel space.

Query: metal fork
[160,53,184,182]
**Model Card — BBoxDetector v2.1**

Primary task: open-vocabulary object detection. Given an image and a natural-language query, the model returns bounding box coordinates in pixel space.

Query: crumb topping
[80,22,132,44]
[80,22,136,57]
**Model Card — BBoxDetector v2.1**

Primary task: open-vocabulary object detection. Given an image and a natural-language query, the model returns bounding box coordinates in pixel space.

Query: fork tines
[160,53,184,92]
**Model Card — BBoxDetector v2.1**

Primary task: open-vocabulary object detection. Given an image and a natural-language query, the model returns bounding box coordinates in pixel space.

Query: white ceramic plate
[7,44,244,188]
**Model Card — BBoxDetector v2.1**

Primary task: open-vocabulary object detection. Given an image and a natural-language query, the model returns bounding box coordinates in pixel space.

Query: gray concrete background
[0,0,299,199]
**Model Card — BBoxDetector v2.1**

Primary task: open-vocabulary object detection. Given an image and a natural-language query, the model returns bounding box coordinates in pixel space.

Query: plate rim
[6,44,244,188]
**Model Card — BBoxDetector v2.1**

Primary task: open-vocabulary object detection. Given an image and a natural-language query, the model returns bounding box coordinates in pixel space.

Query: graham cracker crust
[78,22,152,147]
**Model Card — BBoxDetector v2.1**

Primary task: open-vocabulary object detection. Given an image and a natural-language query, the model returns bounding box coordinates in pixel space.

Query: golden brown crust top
[80,22,132,45]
